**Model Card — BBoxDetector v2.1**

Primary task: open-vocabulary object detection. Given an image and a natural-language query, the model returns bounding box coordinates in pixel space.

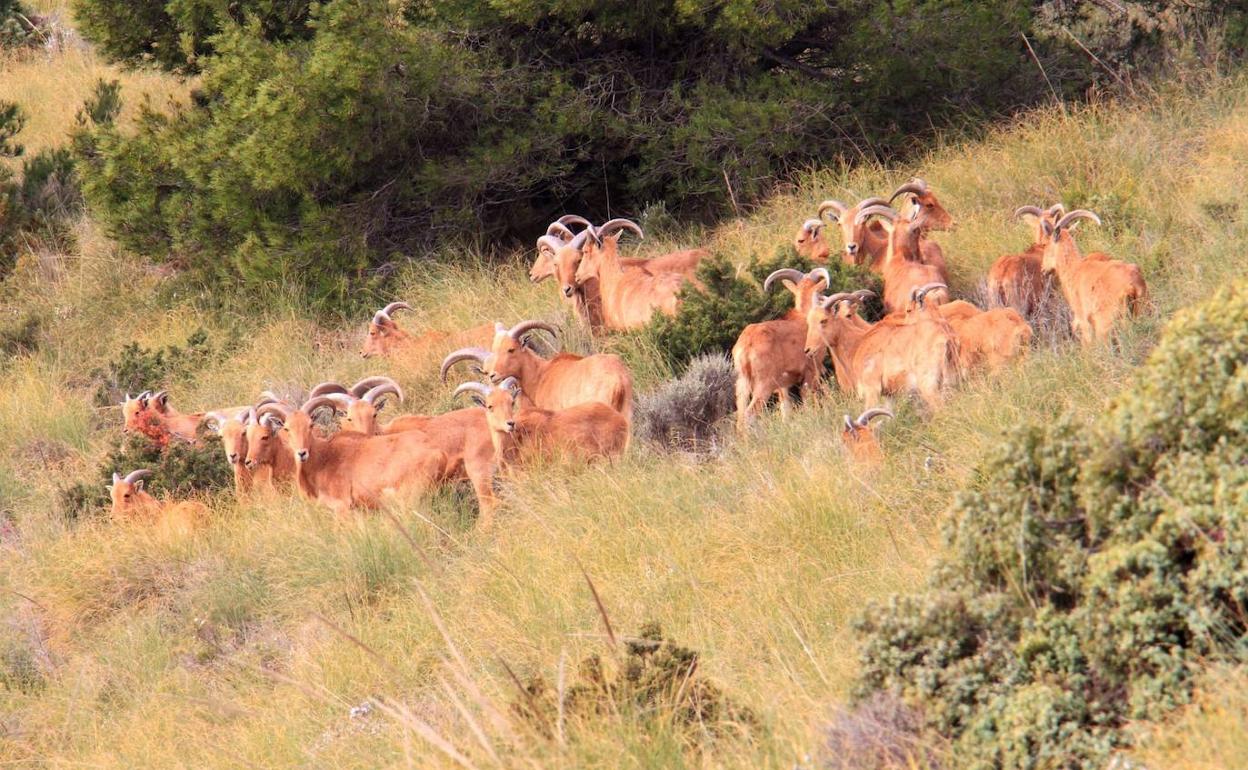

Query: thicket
[854,282,1248,767]
[89,327,229,408]
[70,0,1244,304]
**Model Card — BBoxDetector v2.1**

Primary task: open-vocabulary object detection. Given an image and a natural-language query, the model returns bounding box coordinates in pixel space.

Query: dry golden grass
[2,16,1248,767]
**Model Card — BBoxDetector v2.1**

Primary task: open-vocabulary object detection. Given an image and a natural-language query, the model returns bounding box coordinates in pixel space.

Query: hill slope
[3,28,1248,768]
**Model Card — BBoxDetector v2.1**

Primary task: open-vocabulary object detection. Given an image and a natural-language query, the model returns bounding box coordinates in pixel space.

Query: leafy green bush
[56,431,232,521]
[512,621,757,746]
[72,0,313,71]
[0,0,42,49]
[90,329,229,408]
[645,247,879,371]
[855,281,1248,767]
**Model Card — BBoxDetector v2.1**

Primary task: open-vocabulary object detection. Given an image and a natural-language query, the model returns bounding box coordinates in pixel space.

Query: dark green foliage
[0,100,23,157]
[70,0,1147,305]
[646,247,879,371]
[855,282,1248,767]
[512,622,757,746]
[90,329,225,407]
[56,431,232,521]
[634,353,735,451]
[0,641,43,694]
[72,0,314,70]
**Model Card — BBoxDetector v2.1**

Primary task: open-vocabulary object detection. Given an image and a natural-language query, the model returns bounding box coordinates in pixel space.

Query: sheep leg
[734,373,753,433]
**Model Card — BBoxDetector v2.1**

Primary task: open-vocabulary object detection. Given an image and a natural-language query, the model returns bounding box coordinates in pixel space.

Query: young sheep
[1041,210,1148,344]
[841,407,894,465]
[731,267,831,432]
[793,219,831,262]
[359,301,493,361]
[454,377,629,466]
[987,204,1065,314]
[108,469,207,532]
[441,319,634,426]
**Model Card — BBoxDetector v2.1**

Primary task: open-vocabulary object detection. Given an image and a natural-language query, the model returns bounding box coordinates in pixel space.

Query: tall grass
[3,28,1248,768]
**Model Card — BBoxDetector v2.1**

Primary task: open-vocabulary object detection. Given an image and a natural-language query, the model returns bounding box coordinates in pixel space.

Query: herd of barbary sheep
[111,178,1148,531]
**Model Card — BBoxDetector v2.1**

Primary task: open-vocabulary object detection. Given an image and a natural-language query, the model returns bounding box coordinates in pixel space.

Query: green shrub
[90,329,229,408]
[645,247,879,371]
[854,281,1248,768]
[512,621,757,746]
[56,431,233,521]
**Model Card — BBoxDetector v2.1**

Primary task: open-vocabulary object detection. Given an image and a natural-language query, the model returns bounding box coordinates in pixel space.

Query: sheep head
[485,320,559,384]
[1041,209,1101,275]
[108,469,153,517]
[361,301,412,358]
[804,291,859,357]
[890,178,954,232]
[794,219,830,261]
[820,196,890,264]
[763,266,832,315]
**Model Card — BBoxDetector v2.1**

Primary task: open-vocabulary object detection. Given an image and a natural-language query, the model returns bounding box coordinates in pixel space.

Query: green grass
[3,42,1248,768]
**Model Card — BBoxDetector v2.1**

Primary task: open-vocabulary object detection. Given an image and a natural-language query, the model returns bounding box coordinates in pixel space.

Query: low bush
[90,329,229,408]
[854,281,1248,767]
[512,621,757,747]
[634,353,735,451]
[645,248,879,371]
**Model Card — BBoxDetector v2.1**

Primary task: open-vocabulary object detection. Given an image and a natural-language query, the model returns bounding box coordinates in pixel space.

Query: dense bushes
[89,328,230,408]
[71,0,1166,304]
[854,282,1248,767]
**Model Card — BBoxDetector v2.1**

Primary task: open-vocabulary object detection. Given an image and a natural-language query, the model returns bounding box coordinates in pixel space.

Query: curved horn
[381,301,411,318]
[914,283,948,303]
[440,347,490,382]
[557,214,592,230]
[1055,209,1101,231]
[817,199,847,222]
[763,268,804,292]
[536,234,568,256]
[453,381,492,404]
[546,222,576,241]
[112,472,121,486]
[819,291,856,309]
[807,267,831,287]
[152,390,169,406]
[854,196,892,211]
[350,376,400,399]
[256,402,291,425]
[498,376,521,394]
[852,289,877,302]
[243,406,257,424]
[595,218,644,241]
[801,218,825,233]
[507,320,559,342]
[1014,205,1044,220]
[843,415,856,432]
[308,381,350,399]
[569,229,597,250]
[122,469,153,485]
[854,205,899,226]
[301,395,344,417]
[1047,203,1066,217]
[361,382,403,407]
[855,407,894,427]
[888,178,928,203]
[202,411,227,432]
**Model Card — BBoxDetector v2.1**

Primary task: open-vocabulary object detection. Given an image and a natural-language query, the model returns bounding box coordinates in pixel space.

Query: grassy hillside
[2,26,1248,768]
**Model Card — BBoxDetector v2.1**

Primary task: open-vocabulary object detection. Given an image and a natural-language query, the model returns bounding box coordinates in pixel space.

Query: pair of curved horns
[441,347,491,382]
[888,178,929,204]
[817,196,891,223]
[763,267,832,293]
[1014,203,1067,220]
[910,283,947,305]
[372,301,411,326]
[113,469,153,486]
[843,408,894,431]
[854,205,899,226]
[453,376,522,404]
[1053,209,1101,232]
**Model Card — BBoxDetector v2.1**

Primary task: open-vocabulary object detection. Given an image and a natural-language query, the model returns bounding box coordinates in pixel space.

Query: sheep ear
[134,480,145,492]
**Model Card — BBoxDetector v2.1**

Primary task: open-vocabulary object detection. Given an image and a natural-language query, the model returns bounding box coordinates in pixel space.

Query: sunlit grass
[3,30,1248,768]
